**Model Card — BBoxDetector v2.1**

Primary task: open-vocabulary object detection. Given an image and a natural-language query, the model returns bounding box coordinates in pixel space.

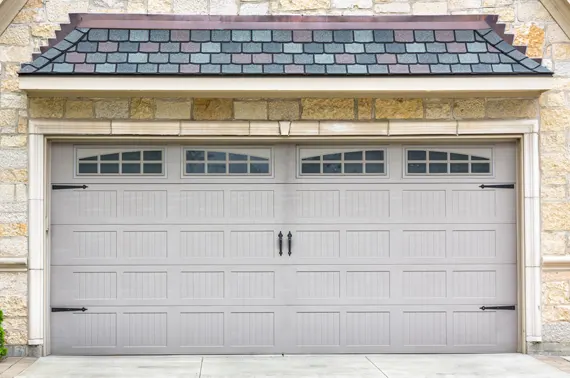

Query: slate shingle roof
[20,14,551,76]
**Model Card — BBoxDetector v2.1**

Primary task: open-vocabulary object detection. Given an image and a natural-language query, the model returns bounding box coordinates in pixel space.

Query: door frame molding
[27,118,540,355]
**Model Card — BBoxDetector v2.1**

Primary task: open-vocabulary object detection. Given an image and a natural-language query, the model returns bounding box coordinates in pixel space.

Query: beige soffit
[541,0,570,40]
[0,0,27,37]
[19,76,554,98]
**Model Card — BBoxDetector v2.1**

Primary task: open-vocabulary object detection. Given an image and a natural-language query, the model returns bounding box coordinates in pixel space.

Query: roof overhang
[19,75,554,98]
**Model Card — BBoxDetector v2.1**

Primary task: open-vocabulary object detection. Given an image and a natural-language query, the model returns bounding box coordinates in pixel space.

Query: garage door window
[184,148,271,175]
[76,148,164,175]
[406,148,492,175]
[299,148,386,175]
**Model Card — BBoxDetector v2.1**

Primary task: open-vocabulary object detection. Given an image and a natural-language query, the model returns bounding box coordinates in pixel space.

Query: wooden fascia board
[0,0,27,37]
[541,0,570,39]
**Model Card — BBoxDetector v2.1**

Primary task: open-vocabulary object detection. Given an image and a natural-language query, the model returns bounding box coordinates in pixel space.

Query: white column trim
[27,118,542,354]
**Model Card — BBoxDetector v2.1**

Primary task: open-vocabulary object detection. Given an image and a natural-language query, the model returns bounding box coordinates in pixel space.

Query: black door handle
[479,305,515,311]
[287,231,292,256]
[52,307,87,312]
[278,232,283,256]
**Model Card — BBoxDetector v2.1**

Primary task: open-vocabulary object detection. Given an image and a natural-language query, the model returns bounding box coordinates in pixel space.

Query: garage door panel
[282,265,515,306]
[285,185,514,224]
[52,265,287,307]
[52,225,282,265]
[53,306,289,355]
[52,184,286,225]
[284,224,515,265]
[279,305,516,354]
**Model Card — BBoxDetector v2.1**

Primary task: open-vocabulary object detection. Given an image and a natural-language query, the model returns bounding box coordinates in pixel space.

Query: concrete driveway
[15,354,570,378]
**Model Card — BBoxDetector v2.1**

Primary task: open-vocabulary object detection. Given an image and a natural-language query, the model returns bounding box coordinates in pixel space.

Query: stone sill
[0,257,27,272]
[543,256,570,271]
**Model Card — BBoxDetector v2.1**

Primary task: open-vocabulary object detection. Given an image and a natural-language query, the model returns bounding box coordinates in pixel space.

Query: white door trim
[27,119,541,355]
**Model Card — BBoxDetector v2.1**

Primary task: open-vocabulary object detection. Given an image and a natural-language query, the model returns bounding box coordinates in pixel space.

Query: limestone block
[173,0,208,13]
[90,0,127,10]
[210,0,239,14]
[487,6,514,22]
[452,98,485,119]
[425,101,452,120]
[543,203,570,231]
[0,136,27,148]
[483,0,512,6]
[0,46,31,63]
[25,0,44,9]
[302,98,355,120]
[268,101,300,120]
[357,98,373,120]
[541,92,566,107]
[513,24,545,59]
[46,0,89,22]
[542,231,567,256]
[542,184,566,201]
[543,305,570,323]
[18,117,28,134]
[0,169,27,183]
[30,24,59,39]
[544,271,570,282]
[0,150,26,169]
[3,317,27,345]
[543,281,570,305]
[239,2,270,15]
[0,25,30,46]
[542,174,566,186]
[1,77,19,92]
[540,132,567,154]
[64,100,94,119]
[14,9,45,25]
[279,0,330,10]
[0,272,27,297]
[412,2,447,15]
[0,296,27,318]
[542,154,570,176]
[234,101,268,120]
[547,24,570,44]
[541,108,570,131]
[29,98,65,118]
[332,0,373,9]
[127,0,147,12]
[448,0,481,10]
[0,110,18,129]
[130,98,155,119]
[193,99,233,120]
[486,99,537,119]
[155,99,192,119]
[0,237,27,257]
[0,224,27,237]
[517,2,553,22]
[374,98,423,119]
[373,2,410,13]
[0,184,14,202]
[1,94,27,111]
[148,0,172,13]
[94,99,129,119]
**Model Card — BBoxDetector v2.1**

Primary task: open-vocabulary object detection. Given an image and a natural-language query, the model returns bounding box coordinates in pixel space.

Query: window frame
[402,146,494,178]
[297,146,389,178]
[74,146,166,177]
[181,146,273,177]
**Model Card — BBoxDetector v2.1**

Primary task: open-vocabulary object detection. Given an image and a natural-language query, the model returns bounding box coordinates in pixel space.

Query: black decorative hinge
[51,307,87,312]
[52,184,88,190]
[479,184,515,189]
[479,305,515,311]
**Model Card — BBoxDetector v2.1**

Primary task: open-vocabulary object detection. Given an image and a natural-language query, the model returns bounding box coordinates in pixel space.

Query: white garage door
[50,143,518,355]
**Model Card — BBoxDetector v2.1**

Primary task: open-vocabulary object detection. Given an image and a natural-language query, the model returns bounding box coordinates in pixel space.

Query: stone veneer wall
[1,0,570,354]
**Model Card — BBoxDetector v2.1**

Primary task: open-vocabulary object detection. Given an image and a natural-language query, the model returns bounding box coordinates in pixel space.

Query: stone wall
[1,0,570,353]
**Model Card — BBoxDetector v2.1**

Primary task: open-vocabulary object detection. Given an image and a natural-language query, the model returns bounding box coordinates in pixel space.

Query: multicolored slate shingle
[20,14,551,76]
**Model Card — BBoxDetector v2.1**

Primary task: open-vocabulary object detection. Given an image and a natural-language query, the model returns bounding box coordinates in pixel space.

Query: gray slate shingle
[21,26,552,76]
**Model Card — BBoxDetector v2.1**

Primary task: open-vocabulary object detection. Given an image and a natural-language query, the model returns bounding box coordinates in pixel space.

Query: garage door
[50,143,517,355]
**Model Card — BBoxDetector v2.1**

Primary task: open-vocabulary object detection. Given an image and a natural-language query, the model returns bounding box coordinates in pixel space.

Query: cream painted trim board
[541,0,570,40]
[30,119,536,137]
[543,256,570,270]
[28,119,541,354]
[0,0,27,37]
[20,76,554,98]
